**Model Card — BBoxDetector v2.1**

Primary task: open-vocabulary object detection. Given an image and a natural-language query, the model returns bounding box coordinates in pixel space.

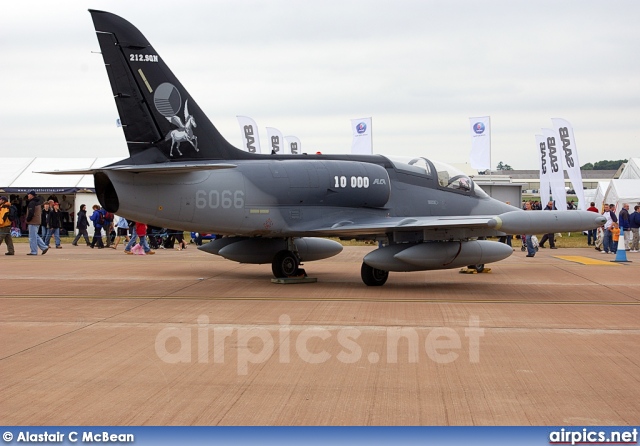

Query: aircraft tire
[473,264,485,273]
[272,250,299,278]
[361,262,389,286]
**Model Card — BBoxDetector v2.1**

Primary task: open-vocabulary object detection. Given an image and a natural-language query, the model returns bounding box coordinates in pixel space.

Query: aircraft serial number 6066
[44,10,605,286]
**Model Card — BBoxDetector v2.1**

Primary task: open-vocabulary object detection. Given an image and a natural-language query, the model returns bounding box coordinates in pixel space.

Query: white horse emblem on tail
[165,99,199,157]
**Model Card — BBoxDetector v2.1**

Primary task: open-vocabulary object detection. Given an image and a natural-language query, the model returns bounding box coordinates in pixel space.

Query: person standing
[611,222,620,254]
[174,229,186,251]
[45,202,63,249]
[125,221,155,255]
[123,220,138,253]
[39,201,50,238]
[9,196,22,234]
[524,202,536,258]
[539,201,557,249]
[59,195,73,224]
[72,204,91,246]
[586,202,599,246]
[618,203,631,251]
[601,204,617,254]
[103,211,114,248]
[0,196,15,256]
[89,204,105,249]
[629,205,640,253]
[112,215,130,249]
[25,191,48,255]
[135,222,154,255]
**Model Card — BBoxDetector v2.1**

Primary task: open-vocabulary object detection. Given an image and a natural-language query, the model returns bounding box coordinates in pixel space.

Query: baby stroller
[148,227,168,249]
[594,227,604,252]
[520,234,539,252]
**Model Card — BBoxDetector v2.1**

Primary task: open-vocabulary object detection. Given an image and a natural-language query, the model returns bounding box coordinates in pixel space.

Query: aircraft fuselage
[99,157,514,239]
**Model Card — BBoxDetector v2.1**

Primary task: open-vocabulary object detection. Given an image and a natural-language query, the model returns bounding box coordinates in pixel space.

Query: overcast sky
[1,0,638,169]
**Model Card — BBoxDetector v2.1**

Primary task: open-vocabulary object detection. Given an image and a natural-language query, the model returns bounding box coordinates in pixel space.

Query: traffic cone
[611,227,631,263]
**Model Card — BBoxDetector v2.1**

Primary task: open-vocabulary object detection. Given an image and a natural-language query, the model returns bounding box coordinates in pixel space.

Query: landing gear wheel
[468,264,485,273]
[272,250,299,278]
[361,262,389,286]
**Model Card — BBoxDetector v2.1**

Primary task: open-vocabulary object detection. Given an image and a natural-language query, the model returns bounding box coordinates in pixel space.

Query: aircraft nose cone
[596,216,606,225]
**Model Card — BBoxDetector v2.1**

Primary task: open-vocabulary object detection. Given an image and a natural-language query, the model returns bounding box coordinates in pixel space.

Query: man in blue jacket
[618,203,631,251]
[89,204,105,249]
[629,205,640,253]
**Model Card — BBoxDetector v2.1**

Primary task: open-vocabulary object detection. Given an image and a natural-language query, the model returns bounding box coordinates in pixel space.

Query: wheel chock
[271,277,318,284]
[459,267,492,274]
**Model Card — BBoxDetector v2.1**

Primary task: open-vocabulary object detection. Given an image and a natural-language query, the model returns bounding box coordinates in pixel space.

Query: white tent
[593,181,611,212]
[1,157,122,194]
[583,188,597,205]
[603,179,640,213]
[1,157,123,235]
[619,158,640,180]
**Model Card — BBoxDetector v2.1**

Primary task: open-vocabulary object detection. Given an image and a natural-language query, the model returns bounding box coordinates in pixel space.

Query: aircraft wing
[38,163,237,175]
[309,215,495,237]
[310,210,605,237]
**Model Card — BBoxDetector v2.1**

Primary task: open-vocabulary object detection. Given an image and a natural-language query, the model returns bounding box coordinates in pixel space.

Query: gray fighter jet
[45,10,605,286]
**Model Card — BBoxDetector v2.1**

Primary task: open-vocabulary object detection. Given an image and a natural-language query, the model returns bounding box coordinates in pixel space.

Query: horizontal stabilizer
[37,163,237,175]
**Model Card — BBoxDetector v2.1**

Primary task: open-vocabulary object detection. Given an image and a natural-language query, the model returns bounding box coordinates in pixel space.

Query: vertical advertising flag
[542,128,567,209]
[535,134,551,207]
[551,118,586,210]
[236,116,262,154]
[351,118,372,155]
[285,136,301,155]
[266,127,285,154]
[469,116,491,171]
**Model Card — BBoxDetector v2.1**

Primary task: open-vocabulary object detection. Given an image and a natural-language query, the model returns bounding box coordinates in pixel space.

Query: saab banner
[266,127,285,154]
[551,118,586,210]
[285,135,301,155]
[236,116,262,154]
[535,134,551,207]
[542,128,567,209]
[351,118,372,155]
[469,116,491,170]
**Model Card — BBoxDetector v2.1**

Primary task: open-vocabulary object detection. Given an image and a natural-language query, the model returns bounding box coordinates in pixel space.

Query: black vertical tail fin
[89,10,249,162]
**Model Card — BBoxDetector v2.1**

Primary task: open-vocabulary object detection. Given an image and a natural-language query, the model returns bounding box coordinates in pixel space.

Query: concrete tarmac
[1,242,639,425]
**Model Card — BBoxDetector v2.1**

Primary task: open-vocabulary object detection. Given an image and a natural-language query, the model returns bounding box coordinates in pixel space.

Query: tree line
[494,159,627,171]
[580,159,628,170]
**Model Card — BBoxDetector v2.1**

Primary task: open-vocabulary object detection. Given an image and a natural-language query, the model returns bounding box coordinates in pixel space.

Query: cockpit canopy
[386,156,489,198]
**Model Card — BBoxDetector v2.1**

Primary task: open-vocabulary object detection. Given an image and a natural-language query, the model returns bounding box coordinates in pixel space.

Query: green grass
[521,232,592,248]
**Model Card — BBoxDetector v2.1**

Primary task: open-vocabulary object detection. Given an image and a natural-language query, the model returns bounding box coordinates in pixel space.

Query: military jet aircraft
[44,10,605,286]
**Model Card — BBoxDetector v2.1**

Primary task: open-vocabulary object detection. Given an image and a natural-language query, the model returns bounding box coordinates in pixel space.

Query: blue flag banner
[0,426,637,445]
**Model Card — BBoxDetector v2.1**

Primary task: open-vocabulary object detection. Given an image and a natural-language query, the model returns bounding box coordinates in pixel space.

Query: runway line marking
[554,255,623,266]
[1,295,639,306]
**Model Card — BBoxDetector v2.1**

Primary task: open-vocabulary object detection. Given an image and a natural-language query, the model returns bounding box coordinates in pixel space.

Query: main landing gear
[271,239,306,278]
[361,262,389,286]
[272,250,301,278]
